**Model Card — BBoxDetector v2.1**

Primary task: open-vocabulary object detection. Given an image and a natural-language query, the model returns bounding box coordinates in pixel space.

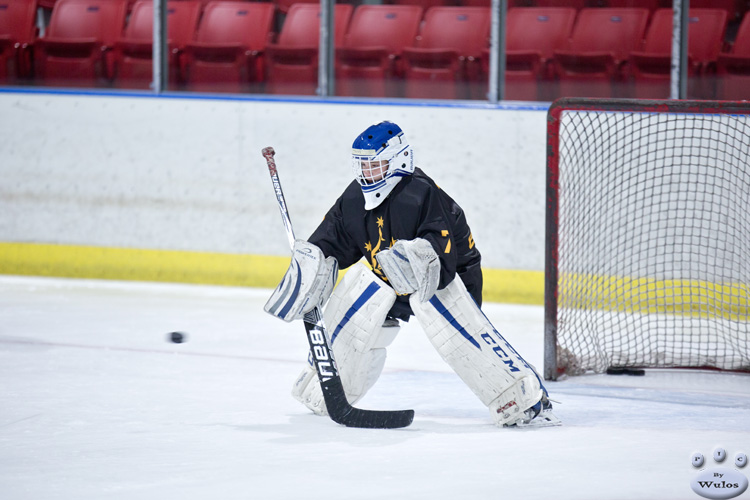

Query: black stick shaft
[262,147,414,429]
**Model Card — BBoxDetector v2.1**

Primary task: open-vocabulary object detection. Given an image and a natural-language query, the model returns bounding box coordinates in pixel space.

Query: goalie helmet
[351,121,414,210]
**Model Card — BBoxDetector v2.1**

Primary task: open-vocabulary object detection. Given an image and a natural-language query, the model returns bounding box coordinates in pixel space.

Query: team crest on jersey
[364,216,394,281]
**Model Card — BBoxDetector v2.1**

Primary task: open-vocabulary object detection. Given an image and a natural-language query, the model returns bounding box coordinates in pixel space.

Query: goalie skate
[505,394,561,428]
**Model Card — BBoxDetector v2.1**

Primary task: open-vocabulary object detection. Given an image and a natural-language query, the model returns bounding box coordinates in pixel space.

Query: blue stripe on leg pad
[331,281,381,343]
[428,295,481,349]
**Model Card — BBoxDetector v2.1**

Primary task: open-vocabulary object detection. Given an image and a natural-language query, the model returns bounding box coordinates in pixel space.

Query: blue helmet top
[351,121,414,210]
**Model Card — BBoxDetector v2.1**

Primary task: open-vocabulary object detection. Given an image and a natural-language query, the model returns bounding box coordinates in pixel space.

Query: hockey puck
[168,331,187,344]
[606,367,645,376]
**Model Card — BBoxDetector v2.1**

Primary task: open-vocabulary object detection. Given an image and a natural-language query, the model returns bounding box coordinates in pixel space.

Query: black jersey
[308,168,482,319]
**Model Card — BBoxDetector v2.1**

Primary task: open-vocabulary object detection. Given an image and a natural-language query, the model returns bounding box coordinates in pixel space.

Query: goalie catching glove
[376,237,440,302]
[264,240,338,322]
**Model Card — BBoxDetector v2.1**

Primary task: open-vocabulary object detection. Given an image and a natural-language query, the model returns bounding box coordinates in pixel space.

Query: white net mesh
[547,102,750,377]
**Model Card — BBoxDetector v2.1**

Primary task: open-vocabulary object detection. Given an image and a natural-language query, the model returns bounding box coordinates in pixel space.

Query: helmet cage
[351,122,414,209]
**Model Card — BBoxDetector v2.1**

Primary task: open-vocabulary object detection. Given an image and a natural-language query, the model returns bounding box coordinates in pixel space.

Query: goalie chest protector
[309,168,483,308]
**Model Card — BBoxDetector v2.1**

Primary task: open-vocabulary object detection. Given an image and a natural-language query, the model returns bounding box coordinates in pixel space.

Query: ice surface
[1,276,748,500]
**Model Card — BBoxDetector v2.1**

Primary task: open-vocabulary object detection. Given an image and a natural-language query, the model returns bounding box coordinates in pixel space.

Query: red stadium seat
[532,0,585,9]
[384,0,454,8]
[630,8,728,98]
[335,4,423,97]
[265,3,353,95]
[457,0,489,5]
[35,0,128,86]
[0,0,37,82]
[402,6,490,99]
[273,0,317,15]
[498,7,576,101]
[691,0,743,22]
[37,0,55,10]
[596,0,659,13]
[113,0,201,89]
[552,7,650,98]
[716,11,750,100]
[461,0,528,5]
[182,1,275,93]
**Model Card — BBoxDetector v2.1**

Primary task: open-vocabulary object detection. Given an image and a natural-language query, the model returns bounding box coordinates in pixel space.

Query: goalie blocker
[264,239,338,322]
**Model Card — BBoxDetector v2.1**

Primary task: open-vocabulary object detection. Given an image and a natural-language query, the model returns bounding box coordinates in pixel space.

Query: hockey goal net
[544,98,750,380]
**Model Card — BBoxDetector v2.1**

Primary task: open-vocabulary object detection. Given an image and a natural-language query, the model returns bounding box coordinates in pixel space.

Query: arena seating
[264,3,353,95]
[402,6,490,99]
[0,0,37,82]
[273,0,317,15]
[35,0,128,86]
[629,8,728,98]
[6,1,750,99]
[384,0,454,9]
[691,0,743,21]
[182,1,275,93]
[113,0,201,89]
[552,7,650,98]
[716,11,750,100]
[531,0,586,9]
[458,0,542,6]
[593,0,659,12]
[499,6,577,100]
[335,4,423,97]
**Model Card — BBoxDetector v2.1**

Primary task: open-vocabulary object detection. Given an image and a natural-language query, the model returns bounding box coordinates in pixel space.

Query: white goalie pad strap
[488,379,545,427]
[376,238,440,302]
[292,262,398,415]
[410,274,544,426]
[291,364,326,415]
[264,239,338,322]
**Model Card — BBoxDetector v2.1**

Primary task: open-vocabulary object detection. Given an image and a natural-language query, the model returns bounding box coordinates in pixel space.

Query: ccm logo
[481,333,520,373]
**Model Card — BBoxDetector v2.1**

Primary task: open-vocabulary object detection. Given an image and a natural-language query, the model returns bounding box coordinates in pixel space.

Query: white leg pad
[410,275,545,427]
[291,262,398,415]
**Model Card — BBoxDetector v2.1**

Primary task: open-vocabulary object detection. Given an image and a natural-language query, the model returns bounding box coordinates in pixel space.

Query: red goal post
[544,98,750,381]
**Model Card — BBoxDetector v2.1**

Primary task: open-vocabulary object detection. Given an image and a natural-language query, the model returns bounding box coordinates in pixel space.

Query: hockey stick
[262,146,414,429]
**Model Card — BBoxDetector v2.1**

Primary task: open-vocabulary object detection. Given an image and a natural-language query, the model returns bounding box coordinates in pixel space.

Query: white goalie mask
[351,121,415,210]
